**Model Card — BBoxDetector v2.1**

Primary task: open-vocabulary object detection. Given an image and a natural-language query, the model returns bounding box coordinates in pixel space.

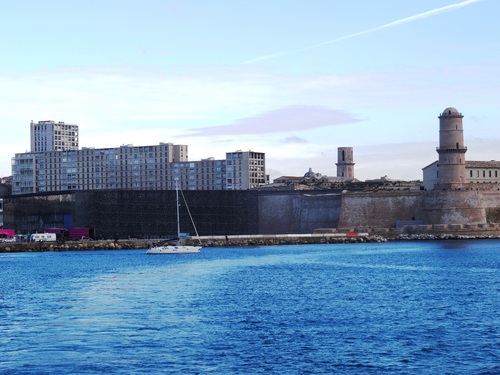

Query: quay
[3,227,500,253]
[0,233,386,253]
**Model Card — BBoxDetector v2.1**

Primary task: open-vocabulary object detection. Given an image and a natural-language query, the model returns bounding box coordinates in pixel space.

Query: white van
[30,233,57,242]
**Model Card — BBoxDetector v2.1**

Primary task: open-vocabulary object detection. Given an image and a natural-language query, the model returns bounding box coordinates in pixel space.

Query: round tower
[336,147,355,179]
[436,107,467,189]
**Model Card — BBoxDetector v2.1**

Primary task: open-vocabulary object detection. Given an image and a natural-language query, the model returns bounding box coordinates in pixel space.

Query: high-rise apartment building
[30,120,79,152]
[225,150,266,190]
[11,142,266,194]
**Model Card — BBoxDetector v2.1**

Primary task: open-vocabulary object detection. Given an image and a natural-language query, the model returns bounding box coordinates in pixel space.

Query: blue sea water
[0,241,499,374]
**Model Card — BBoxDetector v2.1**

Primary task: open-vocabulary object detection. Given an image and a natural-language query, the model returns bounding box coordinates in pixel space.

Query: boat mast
[175,179,180,238]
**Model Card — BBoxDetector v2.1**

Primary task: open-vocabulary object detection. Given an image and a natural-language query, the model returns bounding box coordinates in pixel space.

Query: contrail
[245,0,485,63]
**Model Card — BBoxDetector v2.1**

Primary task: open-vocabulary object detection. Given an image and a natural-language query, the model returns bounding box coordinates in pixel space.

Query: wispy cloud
[245,0,485,63]
[188,105,360,137]
[283,136,309,144]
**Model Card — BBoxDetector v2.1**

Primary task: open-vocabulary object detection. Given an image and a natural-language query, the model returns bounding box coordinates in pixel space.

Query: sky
[0,0,499,181]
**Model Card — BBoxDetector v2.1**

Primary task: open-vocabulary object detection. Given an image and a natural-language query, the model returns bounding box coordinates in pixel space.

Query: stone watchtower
[435,107,467,189]
[336,147,355,179]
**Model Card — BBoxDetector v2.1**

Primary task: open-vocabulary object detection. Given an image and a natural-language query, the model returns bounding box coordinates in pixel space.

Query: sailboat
[147,180,202,254]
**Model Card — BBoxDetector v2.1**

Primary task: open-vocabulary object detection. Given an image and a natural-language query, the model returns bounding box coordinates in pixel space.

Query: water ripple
[0,242,499,373]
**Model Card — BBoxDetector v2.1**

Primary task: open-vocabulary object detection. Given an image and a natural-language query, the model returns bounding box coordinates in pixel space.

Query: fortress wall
[6,188,500,237]
[480,188,500,205]
[258,192,341,234]
[421,190,487,225]
[480,189,500,223]
[337,192,423,229]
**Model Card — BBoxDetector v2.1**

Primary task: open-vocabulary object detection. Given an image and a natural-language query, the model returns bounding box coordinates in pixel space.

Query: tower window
[342,150,345,162]
[456,142,459,149]
[470,170,473,178]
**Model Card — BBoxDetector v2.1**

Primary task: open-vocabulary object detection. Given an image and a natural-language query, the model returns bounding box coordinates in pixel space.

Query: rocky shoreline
[397,233,500,241]
[0,235,390,253]
[2,232,500,253]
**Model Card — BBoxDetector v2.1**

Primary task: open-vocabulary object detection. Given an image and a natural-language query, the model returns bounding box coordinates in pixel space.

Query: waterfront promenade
[3,228,500,252]
[0,233,385,253]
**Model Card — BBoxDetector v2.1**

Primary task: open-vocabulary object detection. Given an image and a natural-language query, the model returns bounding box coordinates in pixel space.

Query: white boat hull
[146,245,202,254]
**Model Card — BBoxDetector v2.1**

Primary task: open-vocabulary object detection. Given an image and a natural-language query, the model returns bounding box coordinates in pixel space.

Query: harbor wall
[257,191,341,234]
[421,190,487,225]
[337,191,423,229]
[3,188,500,238]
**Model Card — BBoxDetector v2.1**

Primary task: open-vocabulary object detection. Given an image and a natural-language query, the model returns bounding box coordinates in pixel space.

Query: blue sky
[1,0,498,181]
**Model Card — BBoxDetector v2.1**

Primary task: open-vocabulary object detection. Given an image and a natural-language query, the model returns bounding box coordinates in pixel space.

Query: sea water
[0,241,498,374]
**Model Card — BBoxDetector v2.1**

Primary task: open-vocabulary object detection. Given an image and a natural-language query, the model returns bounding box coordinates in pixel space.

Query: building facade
[423,160,500,190]
[30,120,79,152]
[11,143,266,194]
[225,151,266,190]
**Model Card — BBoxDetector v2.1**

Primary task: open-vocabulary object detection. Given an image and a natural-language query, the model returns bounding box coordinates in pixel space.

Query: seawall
[3,188,500,238]
[0,234,387,253]
[4,224,500,253]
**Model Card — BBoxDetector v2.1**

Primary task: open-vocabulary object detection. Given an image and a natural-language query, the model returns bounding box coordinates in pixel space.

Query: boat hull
[146,245,202,254]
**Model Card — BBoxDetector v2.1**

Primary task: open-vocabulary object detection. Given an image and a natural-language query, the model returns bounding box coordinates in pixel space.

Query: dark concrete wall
[3,193,74,233]
[0,184,10,197]
[4,190,259,238]
[73,190,260,239]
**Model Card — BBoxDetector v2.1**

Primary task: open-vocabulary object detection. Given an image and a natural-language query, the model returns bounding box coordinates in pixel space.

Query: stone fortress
[2,106,500,239]
[334,106,500,237]
[263,106,500,236]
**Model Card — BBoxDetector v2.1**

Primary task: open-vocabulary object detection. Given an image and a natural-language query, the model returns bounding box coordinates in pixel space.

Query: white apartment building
[226,151,266,190]
[11,143,266,194]
[30,120,79,152]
